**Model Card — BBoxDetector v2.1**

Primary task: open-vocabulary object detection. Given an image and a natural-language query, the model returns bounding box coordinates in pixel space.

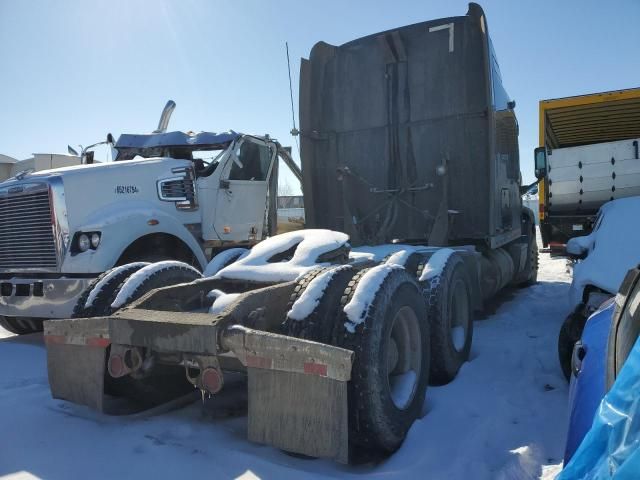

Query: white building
[0,153,83,182]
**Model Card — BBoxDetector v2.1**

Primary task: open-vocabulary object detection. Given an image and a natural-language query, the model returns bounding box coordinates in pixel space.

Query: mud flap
[44,318,110,412]
[221,326,353,463]
[247,369,349,463]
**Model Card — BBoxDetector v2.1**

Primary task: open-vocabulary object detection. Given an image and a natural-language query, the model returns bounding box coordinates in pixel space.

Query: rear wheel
[72,263,150,318]
[425,254,473,385]
[517,210,538,287]
[110,262,202,312]
[102,263,201,407]
[283,265,355,343]
[336,267,430,453]
[520,235,539,286]
[0,316,42,335]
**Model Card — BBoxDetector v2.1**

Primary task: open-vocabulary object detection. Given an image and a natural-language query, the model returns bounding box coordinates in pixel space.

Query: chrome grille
[159,177,195,201]
[0,186,57,269]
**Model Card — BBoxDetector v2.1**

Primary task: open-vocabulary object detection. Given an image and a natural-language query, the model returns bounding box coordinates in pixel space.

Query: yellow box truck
[534,88,640,249]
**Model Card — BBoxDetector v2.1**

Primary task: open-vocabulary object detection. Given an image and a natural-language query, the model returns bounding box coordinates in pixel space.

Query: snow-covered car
[563,265,640,467]
[558,197,640,379]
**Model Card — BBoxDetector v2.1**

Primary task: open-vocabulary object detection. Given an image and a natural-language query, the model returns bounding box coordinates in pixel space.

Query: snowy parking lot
[0,241,572,480]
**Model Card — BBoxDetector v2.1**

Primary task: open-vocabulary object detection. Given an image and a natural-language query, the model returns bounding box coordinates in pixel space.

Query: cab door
[213,138,276,242]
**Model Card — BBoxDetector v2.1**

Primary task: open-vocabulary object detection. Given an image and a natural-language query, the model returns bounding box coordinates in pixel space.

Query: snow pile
[111,261,202,309]
[568,197,640,307]
[287,266,351,321]
[208,289,241,315]
[419,248,454,282]
[214,229,349,283]
[343,264,402,333]
[203,248,248,277]
[84,262,150,308]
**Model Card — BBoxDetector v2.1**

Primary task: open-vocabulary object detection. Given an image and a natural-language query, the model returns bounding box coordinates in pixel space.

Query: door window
[229,141,273,181]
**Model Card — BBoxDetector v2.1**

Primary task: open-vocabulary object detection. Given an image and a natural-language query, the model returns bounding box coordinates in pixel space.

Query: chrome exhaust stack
[153,100,176,133]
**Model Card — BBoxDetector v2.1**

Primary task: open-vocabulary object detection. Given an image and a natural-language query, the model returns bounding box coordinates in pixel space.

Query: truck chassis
[43,222,536,463]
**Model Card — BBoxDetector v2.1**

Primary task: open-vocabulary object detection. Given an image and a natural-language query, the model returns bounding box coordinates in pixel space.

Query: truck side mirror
[507,100,516,110]
[534,147,547,180]
[107,133,115,145]
[68,145,79,156]
[85,151,95,165]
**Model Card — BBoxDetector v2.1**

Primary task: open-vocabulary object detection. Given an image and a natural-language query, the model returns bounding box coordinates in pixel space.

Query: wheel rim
[450,279,469,352]
[386,305,422,410]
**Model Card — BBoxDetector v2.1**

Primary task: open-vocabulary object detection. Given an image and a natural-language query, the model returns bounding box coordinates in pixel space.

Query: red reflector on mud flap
[304,362,328,377]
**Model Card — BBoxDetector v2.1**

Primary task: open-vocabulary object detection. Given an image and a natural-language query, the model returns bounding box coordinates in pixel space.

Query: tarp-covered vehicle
[560,265,640,476]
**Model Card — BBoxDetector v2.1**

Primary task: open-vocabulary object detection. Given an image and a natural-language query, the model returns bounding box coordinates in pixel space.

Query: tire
[283,265,355,343]
[101,263,201,408]
[72,263,150,318]
[0,316,43,335]
[110,262,202,312]
[385,251,431,281]
[519,235,539,287]
[425,253,473,385]
[203,248,248,277]
[558,305,587,382]
[335,267,430,453]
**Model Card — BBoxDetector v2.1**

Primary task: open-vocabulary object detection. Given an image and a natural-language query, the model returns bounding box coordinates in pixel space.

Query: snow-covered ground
[0,241,572,480]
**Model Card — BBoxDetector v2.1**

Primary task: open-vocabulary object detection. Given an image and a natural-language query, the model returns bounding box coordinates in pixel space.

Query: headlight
[72,231,101,253]
[78,234,90,252]
[90,233,101,248]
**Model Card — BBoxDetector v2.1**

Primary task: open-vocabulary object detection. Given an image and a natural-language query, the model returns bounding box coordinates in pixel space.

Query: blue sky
[1,0,638,188]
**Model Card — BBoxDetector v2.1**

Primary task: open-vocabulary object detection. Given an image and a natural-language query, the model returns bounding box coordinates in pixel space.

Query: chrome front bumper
[0,277,95,319]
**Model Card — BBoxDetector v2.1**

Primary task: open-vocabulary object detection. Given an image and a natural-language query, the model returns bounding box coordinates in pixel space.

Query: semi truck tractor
[534,87,640,250]
[43,3,536,463]
[0,102,302,335]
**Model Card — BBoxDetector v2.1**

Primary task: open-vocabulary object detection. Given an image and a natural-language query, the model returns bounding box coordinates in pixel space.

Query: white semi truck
[42,4,538,463]
[0,102,301,334]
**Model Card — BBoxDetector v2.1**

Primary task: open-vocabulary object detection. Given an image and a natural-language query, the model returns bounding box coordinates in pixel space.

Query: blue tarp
[115,130,241,149]
[559,335,640,479]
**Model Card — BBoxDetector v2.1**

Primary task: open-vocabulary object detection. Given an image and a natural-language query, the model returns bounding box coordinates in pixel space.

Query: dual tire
[73,261,202,318]
[284,253,473,454]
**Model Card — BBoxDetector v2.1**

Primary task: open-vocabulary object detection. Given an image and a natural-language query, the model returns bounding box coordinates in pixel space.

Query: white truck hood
[5,157,199,233]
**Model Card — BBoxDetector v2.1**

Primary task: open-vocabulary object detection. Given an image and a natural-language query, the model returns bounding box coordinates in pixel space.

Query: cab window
[229,142,273,181]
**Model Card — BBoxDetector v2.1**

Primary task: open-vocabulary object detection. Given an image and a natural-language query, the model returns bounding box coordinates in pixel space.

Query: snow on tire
[335,267,430,453]
[110,261,202,310]
[203,248,248,277]
[425,252,473,385]
[72,262,150,318]
[283,265,354,344]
